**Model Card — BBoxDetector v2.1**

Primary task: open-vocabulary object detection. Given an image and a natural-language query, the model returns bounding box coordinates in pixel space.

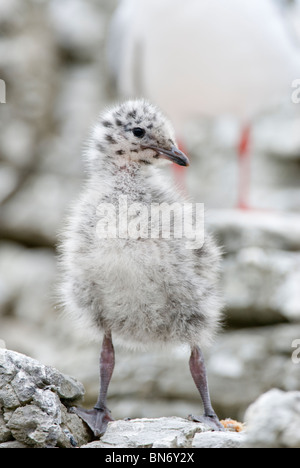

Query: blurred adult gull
[107,0,300,208]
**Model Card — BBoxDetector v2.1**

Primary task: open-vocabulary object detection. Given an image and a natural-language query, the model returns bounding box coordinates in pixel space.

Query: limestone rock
[207,210,300,253]
[0,412,11,443]
[244,389,300,448]
[206,210,300,325]
[0,441,28,449]
[0,348,90,448]
[0,243,56,321]
[208,324,300,420]
[0,174,81,246]
[81,417,243,449]
[222,247,300,324]
[2,349,300,449]
[192,430,245,448]
[7,404,60,448]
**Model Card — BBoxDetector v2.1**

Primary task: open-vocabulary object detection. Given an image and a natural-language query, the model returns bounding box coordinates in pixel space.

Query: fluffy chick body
[58,100,222,349]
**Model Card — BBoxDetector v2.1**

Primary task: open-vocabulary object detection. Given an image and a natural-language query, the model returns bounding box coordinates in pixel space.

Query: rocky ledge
[81,417,244,449]
[0,347,90,448]
[1,347,300,448]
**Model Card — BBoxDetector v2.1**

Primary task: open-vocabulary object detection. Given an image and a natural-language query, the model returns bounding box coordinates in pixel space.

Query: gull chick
[58,99,224,436]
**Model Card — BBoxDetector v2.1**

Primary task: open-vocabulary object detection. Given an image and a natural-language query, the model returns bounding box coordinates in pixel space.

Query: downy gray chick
[58,99,224,436]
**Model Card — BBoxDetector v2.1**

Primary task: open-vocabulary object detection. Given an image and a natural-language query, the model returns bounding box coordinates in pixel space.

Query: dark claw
[188,413,225,431]
[73,406,114,438]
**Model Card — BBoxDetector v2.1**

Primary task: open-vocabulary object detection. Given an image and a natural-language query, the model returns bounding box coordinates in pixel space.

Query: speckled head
[87,99,189,169]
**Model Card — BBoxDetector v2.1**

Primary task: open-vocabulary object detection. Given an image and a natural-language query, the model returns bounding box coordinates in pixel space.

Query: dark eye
[132,127,145,138]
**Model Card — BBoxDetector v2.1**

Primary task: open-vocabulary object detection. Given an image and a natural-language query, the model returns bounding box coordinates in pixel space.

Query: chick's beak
[142,144,190,167]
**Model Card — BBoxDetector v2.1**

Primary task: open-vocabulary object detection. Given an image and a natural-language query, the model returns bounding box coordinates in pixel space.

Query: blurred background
[0,0,300,422]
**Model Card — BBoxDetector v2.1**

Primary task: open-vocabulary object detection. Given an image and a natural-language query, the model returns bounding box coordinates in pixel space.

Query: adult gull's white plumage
[108,0,300,208]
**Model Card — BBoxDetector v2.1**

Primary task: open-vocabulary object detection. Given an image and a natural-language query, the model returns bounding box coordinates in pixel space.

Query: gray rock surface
[81,388,300,449]
[80,417,244,449]
[2,347,300,449]
[207,210,300,253]
[208,324,300,419]
[0,347,246,449]
[0,348,90,448]
[244,389,300,448]
[222,247,300,324]
[0,0,117,245]
[83,417,207,449]
[207,210,300,325]
[192,430,244,449]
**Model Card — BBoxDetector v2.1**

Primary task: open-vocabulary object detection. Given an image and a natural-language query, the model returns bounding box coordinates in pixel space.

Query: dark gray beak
[142,144,190,167]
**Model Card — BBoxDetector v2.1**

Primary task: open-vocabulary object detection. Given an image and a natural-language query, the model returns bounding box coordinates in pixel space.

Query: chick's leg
[74,331,115,437]
[188,345,224,431]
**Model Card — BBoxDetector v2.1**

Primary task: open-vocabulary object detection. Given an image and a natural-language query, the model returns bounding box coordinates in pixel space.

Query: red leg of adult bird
[188,346,224,431]
[172,139,189,193]
[74,331,115,437]
[237,125,251,210]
